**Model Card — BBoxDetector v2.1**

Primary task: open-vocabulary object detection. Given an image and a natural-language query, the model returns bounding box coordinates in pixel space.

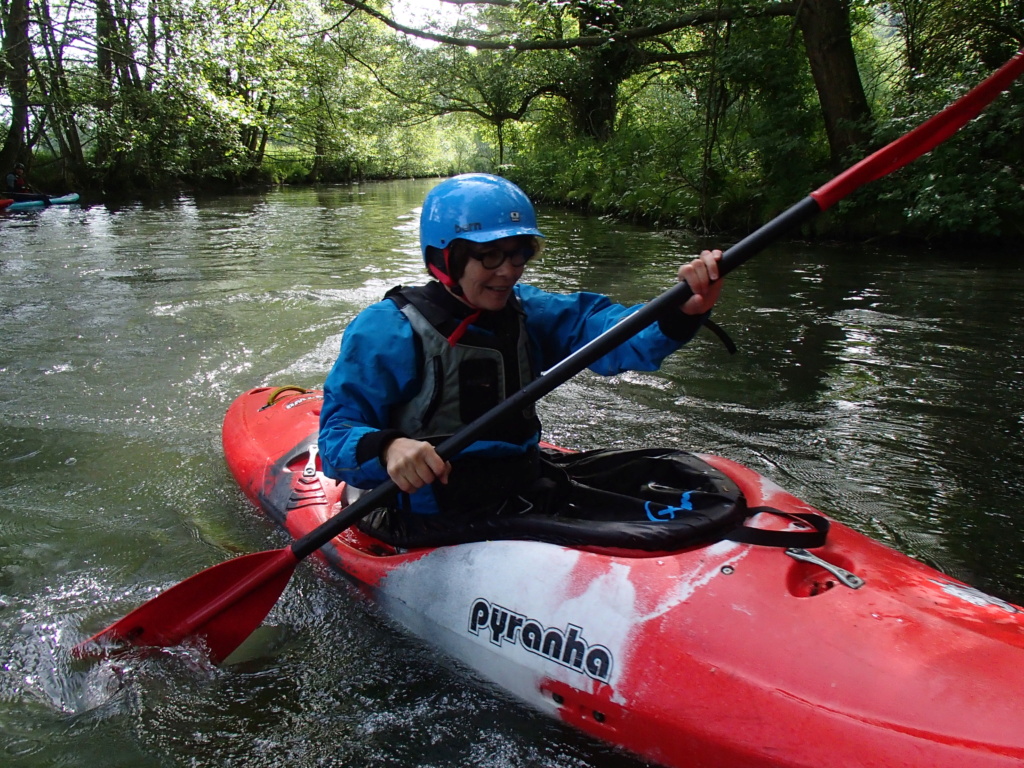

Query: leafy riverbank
[9,0,1020,246]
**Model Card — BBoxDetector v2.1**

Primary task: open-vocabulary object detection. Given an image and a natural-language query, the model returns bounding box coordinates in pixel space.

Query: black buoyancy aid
[385,284,541,446]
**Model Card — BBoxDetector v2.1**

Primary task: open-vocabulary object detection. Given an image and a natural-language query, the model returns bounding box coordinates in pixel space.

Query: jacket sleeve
[515,283,706,375]
[318,301,420,487]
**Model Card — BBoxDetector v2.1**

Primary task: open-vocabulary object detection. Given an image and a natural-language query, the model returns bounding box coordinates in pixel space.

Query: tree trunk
[0,0,32,170]
[563,3,638,142]
[252,96,274,166]
[796,0,874,165]
[495,120,506,165]
[562,45,634,142]
[34,0,88,184]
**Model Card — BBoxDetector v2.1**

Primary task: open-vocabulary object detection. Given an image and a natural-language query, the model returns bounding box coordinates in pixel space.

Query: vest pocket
[459,358,501,422]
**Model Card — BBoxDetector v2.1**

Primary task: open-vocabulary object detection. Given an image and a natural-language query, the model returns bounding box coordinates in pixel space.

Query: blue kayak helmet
[420,174,544,285]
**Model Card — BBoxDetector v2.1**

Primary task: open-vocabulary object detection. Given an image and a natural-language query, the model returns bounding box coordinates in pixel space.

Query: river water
[1,180,1022,767]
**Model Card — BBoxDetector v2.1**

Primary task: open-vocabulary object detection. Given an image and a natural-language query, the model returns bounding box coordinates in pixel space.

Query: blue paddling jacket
[319,280,706,516]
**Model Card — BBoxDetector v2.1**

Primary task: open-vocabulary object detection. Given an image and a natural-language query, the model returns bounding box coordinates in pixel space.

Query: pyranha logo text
[468,597,613,682]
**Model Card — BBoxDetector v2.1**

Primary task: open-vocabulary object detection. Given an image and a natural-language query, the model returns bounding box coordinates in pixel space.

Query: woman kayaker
[318,173,724,545]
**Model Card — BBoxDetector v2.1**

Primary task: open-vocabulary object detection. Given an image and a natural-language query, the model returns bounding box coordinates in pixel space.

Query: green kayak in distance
[4,193,80,211]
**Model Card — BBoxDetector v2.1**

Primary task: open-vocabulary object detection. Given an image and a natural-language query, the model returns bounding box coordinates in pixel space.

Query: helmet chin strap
[447,309,481,346]
[428,248,459,289]
[428,262,457,288]
[427,248,482,345]
[429,248,472,300]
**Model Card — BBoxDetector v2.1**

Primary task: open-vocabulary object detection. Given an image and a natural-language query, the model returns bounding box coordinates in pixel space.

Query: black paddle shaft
[290,196,822,560]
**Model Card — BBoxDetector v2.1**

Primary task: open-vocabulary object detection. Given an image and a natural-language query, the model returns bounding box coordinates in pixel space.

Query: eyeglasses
[467,245,535,270]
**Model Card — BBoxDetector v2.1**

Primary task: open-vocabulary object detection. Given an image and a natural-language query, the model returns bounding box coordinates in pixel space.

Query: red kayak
[0,199,12,211]
[223,386,1024,768]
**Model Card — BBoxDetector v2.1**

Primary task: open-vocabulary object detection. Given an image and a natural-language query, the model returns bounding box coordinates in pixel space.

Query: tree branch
[340,0,798,50]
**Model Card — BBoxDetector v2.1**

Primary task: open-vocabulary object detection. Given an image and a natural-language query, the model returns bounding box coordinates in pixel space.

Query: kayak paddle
[74,48,1024,664]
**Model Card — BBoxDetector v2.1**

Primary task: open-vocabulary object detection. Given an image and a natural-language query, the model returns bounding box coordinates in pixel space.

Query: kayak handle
[303,444,319,478]
[786,548,865,590]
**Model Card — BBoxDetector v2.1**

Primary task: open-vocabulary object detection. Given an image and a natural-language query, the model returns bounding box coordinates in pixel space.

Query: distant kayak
[5,193,80,211]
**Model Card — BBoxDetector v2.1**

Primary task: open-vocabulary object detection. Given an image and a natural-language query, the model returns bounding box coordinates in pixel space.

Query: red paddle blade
[73,548,299,664]
[812,48,1024,210]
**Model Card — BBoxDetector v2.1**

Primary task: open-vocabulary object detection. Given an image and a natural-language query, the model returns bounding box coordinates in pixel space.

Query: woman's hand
[383,437,452,493]
[678,249,724,315]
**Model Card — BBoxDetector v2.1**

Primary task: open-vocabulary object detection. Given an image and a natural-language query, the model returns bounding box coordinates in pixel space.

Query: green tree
[0,0,33,172]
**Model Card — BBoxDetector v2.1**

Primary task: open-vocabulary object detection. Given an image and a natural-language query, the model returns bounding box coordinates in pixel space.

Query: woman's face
[454,237,532,311]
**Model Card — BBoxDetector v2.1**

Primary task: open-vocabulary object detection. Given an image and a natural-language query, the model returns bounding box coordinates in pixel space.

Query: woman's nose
[493,259,521,277]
